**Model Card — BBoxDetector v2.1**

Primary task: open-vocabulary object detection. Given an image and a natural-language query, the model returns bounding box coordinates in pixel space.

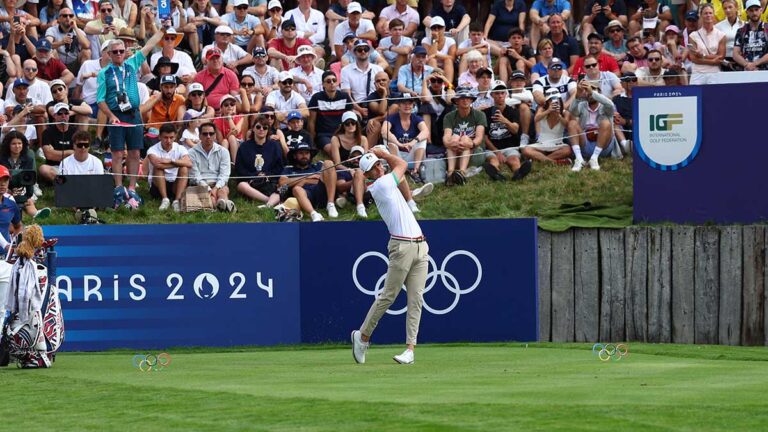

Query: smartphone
[578,73,586,82]
[104,15,113,25]
[12,15,19,24]
[25,98,32,107]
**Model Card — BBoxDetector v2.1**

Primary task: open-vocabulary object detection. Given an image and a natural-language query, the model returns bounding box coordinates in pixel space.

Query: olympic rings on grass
[592,343,629,362]
[132,352,172,372]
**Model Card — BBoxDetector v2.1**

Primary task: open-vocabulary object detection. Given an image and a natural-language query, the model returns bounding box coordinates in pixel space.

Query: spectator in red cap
[194,47,240,110]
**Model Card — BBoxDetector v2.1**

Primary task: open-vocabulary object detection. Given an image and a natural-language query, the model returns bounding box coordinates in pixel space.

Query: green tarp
[537,202,634,232]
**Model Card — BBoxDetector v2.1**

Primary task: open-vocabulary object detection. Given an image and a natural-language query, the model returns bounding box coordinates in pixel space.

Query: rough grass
[1,342,766,431]
[31,158,632,225]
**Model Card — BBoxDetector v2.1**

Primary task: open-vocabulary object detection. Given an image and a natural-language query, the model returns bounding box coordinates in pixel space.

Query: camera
[104,15,113,26]
[10,169,36,190]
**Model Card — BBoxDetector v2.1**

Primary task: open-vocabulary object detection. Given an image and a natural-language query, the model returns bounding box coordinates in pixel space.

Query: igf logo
[650,114,683,131]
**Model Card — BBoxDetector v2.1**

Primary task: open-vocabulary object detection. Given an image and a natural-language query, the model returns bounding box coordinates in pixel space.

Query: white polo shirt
[289,65,323,103]
[285,7,326,46]
[333,18,375,47]
[147,141,190,183]
[368,172,422,238]
[265,89,307,127]
[341,61,383,102]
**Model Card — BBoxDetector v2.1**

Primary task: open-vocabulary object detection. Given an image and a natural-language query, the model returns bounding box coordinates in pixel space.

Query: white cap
[278,71,293,82]
[341,111,358,123]
[220,94,237,105]
[347,1,362,14]
[53,102,70,113]
[349,145,365,156]
[359,153,380,172]
[232,0,248,6]
[267,0,282,9]
[746,0,761,8]
[215,25,233,34]
[545,87,560,100]
[49,79,66,89]
[296,45,316,59]
[430,16,446,28]
[642,17,658,30]
[100,39,112,52]
[373,144,389,154]
[188,82,204,93]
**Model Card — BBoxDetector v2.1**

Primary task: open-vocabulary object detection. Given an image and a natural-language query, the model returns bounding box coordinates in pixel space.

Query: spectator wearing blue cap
[284,110,314,153]
[243,46,280,98]
[377,19,415,74]
[397,45,433,100]
[682,10,700,47]
[34,38,75,85]
[331,1,377,60]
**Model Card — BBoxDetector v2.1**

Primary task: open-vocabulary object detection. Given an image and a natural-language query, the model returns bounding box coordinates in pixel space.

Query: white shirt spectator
[422,36,456,56]
[202,43,249,65]
[75,59,102,105]
[59,153,105,175]
[290,65,323,102]
[285,6,326,46]
[243,64,280,88]
[715,18,743,58]
[591,71,623,97]
[380,4,420,29]
[341,62,384,102]
[221,13,261,47]
[150,49,197,78]
[147,141,190,183]
[333,18,375,47]
[5,79,53,107]
[265,89,307,127]
[379,36,414,66]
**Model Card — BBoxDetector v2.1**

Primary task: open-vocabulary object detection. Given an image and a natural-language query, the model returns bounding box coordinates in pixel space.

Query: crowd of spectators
[0,0,765,221]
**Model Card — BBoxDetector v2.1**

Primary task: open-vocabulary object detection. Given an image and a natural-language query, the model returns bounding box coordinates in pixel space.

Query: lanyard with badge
[113,64,133,112]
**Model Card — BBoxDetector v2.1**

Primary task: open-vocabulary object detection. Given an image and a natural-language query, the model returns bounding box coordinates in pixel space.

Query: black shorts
[149,180,179,198]
[304,181,328,209]
[245,178,277,196]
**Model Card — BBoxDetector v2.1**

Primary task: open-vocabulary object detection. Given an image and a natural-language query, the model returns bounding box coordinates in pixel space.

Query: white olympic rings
[352,250,483,315]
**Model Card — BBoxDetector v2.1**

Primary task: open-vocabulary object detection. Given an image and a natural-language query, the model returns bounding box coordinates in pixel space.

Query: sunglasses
[52,86,66,93]
[236,4,248,9]
[263,114,275,119]
[254,53,267,58]
[430,78,443,83]
[584,63,598,69]
[221,102,236,107]
[269,7,281,12]
[281,80,294,85]
[60,13,74,17]
[241,82,254,87]
[643,32,653,37]
[190,92,203,97]
[284,27,296,32]
[550,65,563,70]
[324,78,337,84]
[200,131,216,136]
[343,120,356,126]
[75,142,90,148]
[430,25,445,30]
[163,35,177,40]
[609,27,623,33]
[24,67,38,72]
[254,124,269,130]
[111,50,125,55]
[648,57,662,62]
[355,47,370,53]
[100,8,112,12]
[56,110,70,115]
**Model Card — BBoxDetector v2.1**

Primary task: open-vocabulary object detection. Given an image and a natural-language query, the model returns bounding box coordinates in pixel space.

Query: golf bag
[0,237,63,369]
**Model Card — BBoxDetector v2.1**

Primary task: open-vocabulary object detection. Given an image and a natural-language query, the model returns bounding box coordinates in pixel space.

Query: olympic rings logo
[352,250,482,315]
[592,343,629,362]
[132,353,172,372]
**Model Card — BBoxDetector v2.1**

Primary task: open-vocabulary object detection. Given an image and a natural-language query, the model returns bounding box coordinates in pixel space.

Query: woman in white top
[110,0,137,28]
[522,89,571,163]
[423,17,457,85]
[714,0,744,67]
[687,4,726,85]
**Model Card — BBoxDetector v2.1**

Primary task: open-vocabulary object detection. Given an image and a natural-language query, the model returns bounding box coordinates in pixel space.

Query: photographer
[39,103,76,183]
[0,131,50,219]
[44,7,91,69]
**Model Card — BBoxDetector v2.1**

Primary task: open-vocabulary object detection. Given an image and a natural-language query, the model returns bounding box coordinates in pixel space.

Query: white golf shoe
[393,349,414,364]
[351,330,369,364]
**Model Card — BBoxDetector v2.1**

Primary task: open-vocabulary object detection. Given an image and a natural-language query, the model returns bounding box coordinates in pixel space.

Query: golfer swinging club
[351,147,429,365]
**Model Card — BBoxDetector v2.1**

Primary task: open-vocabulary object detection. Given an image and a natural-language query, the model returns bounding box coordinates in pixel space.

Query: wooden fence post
[672,227,695,343]
[600,229,625,342]
[718,227,742,345]
[625,227,648,342]
[742,226,765,345]
[574,229,599,342]
[647,227,672,343]
[694,227,720,344]
[551,231,574,342]
[538,230,552,342]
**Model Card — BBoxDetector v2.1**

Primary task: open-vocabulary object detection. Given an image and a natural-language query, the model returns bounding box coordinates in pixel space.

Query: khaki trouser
[361,238,429,345]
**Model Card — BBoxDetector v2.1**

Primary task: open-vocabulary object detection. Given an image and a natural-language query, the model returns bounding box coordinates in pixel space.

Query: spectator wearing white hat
[423,16,457,84]
[221,0,264,52]
[149,28,196,84]
[603,19,628,63]
[262,0,286,40]
[290,45,324,103]
[202,25,253,71]
[424,0,471,46]
[46,79,92,130]
[327,0,375,49]
[265,71,309,127]
[284,0,327,62]
[733,0,768,71]
[332,2,377,60]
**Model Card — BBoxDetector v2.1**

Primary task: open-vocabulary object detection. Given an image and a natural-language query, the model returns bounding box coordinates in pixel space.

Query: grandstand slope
[2,343,767,431]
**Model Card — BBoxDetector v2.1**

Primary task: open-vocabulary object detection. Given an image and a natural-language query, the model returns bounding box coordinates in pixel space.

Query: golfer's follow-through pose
[351,147,429,365]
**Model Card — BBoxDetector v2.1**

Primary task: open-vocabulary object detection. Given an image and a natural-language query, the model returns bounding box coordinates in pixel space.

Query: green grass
[31,158,632,225]
[2,342,766,431]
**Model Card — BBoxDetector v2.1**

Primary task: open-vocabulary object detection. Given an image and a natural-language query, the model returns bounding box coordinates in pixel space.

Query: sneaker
[412,182,433,200]
[589,158,601,171]
[33,207,51,219]
[512,159,532,181]
[224,199,237,213]
[33,183,43,198]
[445,171,455,187]
[311,211,324,222]
[393,349,414,364]
[451,170,466,185]
[409,201,420,213]
[216,199,227,211]
[482,160,500,181]
[159,197,171,211]
[409,170,425,184]
[335,195,348,209]
[351,330,369,364]
[356,204,368,218]
[172,200,181,212]
[571,159,585,172]
[326,203,339,218]
[465,166,483,177]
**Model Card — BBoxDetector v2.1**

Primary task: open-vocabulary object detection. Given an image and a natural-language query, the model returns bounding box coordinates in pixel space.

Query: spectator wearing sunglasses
[332,2,377,60]
[149,29,196,84]
[267,17,312,71]
[84,0,127,47]
[38,102,78,183]
[341,39,384,115]
[635,49,666,86]
[58,130,105,175]
[309,70,354,154]
[189,122,236,213]
[146,123,192,212]
[571,33,620,77]
[603,20,627,63]
[45,7,92,68]
[579,54,623,98]
[235,116,285,207]
[532,57,576,110]
[265,71,309,127]
[243,46,280,98]
[46,79,92,129]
